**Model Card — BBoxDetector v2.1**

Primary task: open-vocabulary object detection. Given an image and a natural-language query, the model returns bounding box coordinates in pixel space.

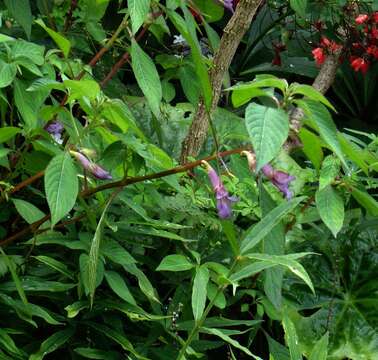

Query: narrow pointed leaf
[192,265,209,320]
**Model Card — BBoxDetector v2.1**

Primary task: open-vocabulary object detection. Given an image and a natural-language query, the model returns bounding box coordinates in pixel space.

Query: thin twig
[63,0,78,33]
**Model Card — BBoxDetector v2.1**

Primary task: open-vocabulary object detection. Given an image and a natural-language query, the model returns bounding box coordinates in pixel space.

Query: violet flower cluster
[242,151,295,199]
[70,150,112,180]
[202,160,238,219]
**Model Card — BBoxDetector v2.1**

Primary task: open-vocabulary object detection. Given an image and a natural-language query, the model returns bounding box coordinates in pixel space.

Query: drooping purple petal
[202,160,238,219]
[70,150,112,180]
[262,164,295,199]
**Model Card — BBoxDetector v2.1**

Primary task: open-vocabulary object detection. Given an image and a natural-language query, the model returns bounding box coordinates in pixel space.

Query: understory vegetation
[0,0,377,359]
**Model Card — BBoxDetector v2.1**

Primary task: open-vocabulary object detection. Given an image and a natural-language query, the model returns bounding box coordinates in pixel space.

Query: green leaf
[309,332,329,360]
[168,9,212,109]
[298,100,348,170]
[33,255,74,280]
[74,347,118,360]
[156,254,195,272]
[0,61,17,88]
[0,248,28,305]
[228,76,288,93]
[316,185,344,237]
[29,328,75,360]
[240,197,305,254]
[0,127,21,144]
[192,265,209,320]
[130,40,162,117]
[282,313,302,360]
[101,240,136,266]
[65,301,89,318]
[88,198,113,307]
[87,323,148,360]
[104,271,137,305]
[12,199,45,224]
[4,0,32,39]
[11,40,45,65]
[351,187,378,216]
[243,253,315,293]
[290,0,307,18]
[201,327,263,359]
[129,0,151,34]
[0,328,26,358]
[64,79,100,101]
[35,19,71,58]
[245,103,289,170]
[231,87,270,108]
[290,84,335,110]
[318,156,340,190]
[44,152,78,226]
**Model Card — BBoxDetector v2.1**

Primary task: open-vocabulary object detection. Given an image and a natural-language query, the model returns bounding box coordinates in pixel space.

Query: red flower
[367,45,378,59]
[312,47,326,65]
[373,12,378,23]
[320,37,342,53]
[371,26,378,39]
[320,37,331,47]
[350,57,369,74]
[355,14,369,24]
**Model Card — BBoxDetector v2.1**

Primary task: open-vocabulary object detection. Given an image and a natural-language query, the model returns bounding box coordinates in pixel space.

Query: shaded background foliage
[0,1,377,359]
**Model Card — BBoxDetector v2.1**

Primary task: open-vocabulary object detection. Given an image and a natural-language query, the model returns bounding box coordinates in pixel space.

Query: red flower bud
[355,14,369,24]
[350,57,369,74]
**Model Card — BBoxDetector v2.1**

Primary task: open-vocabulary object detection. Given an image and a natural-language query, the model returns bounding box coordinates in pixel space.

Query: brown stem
[180,0,263,164]
[0,146,249,247]
[100,12,163,88]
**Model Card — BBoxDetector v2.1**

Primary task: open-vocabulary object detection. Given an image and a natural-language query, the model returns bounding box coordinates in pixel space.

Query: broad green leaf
[4,0,32,39]
[131,40,162,117]
[64,79,100,101]
[230,261,277,282]
[0,127,21,144]
[0,33,15,42]
[44,152,78,226]
[290,84,335,110]
[338,133,369,175]
[192,265,209,320]
[316,185,344,237]
[129,0,151,34]
[101,240,136,266]
[33,255,74,280]
[35,19,71,58]
[29,328,75,360]
[0,61,17,88]
[88,198,113,307]
[266,333,290,360]
[298,100,348,170]
[309,332,329,360]
[245,103,289,170]
[282,313,302,360]
[351,187,378,216]
[243,253,315,293]
[11,40,45,65]
[231,87,270,108]
[12,199,45,224]
[156,254,195,272]
[104,271,137,305]
[290,0,307,18]
[240,197,305,254]
[201,327,263,359]
[227,76,288,93]
[27,78,65,92]
[319,156,340,190]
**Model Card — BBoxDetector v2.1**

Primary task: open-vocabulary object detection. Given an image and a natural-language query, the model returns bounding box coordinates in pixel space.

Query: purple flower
[70,150,112,180]
[223,0,235,13]
[202,160,238,219]
[45,121,64,144]
[262,164,295,199]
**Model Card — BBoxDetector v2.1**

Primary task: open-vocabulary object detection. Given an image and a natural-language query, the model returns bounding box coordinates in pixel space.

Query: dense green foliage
[0,1,377,359]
